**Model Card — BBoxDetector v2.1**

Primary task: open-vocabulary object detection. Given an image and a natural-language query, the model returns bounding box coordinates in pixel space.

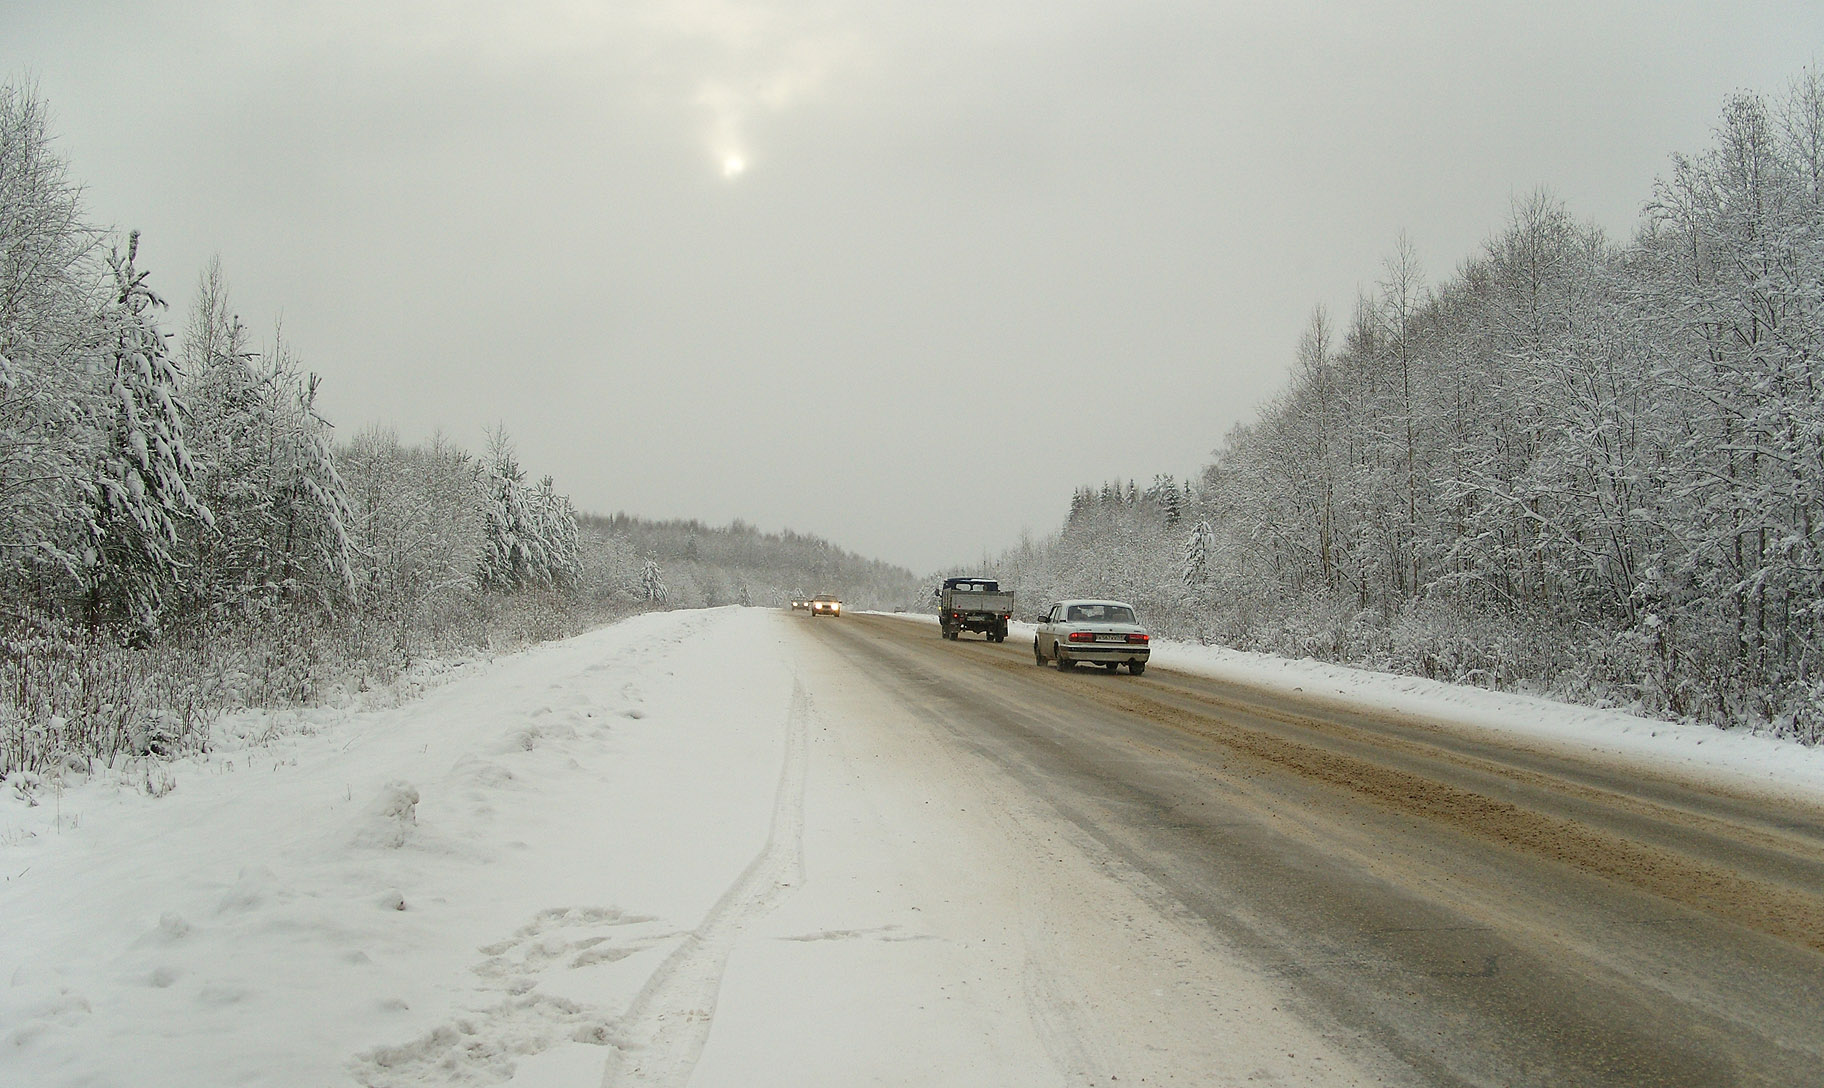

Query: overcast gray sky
[6,1,1821,573]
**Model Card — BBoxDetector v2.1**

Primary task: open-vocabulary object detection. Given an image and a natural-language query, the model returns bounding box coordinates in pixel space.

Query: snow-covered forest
[583,513,923,612]
[974,73,1824,744]
[0,79,612,776]
[0,81,915,778]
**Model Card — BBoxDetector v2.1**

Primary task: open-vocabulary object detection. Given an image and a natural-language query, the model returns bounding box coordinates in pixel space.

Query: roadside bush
[1,615,213,774]
[0,590,640,777]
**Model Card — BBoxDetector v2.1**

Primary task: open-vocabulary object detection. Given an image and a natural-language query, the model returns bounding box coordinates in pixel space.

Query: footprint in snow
[352,906,660,1086]
[351,993,609,1087]
[473,905,666,986]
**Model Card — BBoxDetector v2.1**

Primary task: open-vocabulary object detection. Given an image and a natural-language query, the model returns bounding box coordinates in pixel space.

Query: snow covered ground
[5,608,799,1087]
[5,606,1821,1087]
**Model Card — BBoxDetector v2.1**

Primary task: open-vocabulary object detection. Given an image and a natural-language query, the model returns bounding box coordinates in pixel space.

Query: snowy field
[5,606,1822,1087]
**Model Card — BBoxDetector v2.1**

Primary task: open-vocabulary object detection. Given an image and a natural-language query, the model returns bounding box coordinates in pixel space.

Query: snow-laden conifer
[1182,519,1213,586]
[478,431,535,589]
[530,474,582,588]
[84,231,206,631]
[641,559,668,603]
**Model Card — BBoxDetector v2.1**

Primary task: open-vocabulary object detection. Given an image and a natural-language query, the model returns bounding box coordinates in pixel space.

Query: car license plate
[1095,634,1125,643]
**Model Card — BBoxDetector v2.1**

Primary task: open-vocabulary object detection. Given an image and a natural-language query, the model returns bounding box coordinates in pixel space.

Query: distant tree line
[585,513,925,612]
[977,72,1824,743]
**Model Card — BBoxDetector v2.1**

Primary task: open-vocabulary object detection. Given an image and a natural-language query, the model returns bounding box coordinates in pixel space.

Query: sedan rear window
[1066,604,1135,624]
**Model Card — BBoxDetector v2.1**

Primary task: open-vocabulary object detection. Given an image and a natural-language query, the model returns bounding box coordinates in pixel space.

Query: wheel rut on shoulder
[599,680,811,1088]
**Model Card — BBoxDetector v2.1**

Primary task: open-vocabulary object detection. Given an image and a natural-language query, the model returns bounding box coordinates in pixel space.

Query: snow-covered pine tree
[640,559,667,603]
[1183,519,1214,586]
[1156,475,1184,526]
[531,474,581,588]
[84,231,206,633]
[477,428,547,590]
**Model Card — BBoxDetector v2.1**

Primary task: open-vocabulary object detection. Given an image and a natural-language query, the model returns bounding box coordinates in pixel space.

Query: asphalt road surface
[796,611,1824,1088]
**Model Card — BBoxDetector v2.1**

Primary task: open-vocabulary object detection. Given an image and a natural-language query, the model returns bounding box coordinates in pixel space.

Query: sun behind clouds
[721,153,747,179]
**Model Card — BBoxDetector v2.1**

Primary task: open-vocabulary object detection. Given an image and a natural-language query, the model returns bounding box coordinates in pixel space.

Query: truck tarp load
[936,577,1014,642]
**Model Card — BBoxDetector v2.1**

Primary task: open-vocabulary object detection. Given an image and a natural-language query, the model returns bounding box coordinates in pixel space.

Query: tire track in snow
[1021,947,1111,1086]
[600,680,811,1088]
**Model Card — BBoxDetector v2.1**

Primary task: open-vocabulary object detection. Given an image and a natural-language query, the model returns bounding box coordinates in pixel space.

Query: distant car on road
[810,595,843,617]
[1033,599,1150,674]
[789,598,809,611]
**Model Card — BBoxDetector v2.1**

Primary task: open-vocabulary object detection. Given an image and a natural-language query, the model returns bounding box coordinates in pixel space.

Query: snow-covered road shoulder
[1,606,796,1088]
[1146,636,1824,804]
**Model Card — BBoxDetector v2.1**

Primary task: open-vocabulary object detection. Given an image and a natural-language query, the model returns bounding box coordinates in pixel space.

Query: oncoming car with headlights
[810,595,842,617]
[1033,599,1150,674]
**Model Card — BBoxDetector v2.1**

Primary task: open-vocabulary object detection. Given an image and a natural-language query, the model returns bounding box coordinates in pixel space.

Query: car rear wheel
[1055,652,1074,671]
[1033,640,1045,665]
[1129,661,1146,675]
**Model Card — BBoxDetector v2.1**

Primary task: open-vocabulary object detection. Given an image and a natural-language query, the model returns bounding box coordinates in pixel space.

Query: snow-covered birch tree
[0,81,102,593]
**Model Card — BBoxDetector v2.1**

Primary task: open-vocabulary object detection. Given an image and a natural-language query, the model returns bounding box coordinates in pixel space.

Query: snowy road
[4,606,1823,1086]
[804,612,1824,1088]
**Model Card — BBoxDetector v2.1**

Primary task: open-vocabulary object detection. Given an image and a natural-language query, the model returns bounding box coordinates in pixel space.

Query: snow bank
[1148,637,1824,803]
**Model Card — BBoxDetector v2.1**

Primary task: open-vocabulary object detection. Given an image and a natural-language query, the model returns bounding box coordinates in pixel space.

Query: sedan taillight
[1128,633,1150,644]
[1068,631,1096,643]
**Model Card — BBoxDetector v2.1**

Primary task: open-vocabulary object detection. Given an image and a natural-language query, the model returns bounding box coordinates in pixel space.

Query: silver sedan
[1033,599,1150,674]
